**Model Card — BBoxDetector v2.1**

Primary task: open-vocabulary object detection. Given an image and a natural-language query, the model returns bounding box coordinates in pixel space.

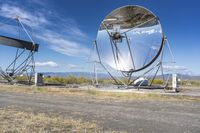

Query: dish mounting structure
[0,16,39,84]
[92,5,175,89]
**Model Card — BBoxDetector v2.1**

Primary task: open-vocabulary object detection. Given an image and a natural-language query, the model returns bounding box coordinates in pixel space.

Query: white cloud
[163,65,187,71]
[0,3,90,58]
[133,25,162,35]
[67,64,77,69]
[0,22,18,35]
[150,45,159,51]
[162,65,194,75]
[27,0,47,7]
[59,18,87,39]
[35,61,59,67]
[36,31,90,57]
[0,4,48,27]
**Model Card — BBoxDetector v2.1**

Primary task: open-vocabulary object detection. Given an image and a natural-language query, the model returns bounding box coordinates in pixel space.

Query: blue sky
[0,0,200,75]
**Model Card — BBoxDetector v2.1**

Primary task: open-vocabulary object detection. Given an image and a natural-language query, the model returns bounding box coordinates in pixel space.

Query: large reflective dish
[96,5,164,73]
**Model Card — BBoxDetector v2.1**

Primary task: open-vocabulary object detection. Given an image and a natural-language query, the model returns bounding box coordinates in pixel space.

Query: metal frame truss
[92,36,175,89]
[0,17,38,84]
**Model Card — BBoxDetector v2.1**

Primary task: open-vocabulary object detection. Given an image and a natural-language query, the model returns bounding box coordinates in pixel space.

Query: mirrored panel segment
[96,5,163,72]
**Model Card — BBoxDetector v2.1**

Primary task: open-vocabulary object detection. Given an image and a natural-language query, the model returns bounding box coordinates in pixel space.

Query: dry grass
[0,106,123,133]
[0,84,199,102]
[0,107,96,133]
[0,85,198,132]
[83,89,200,102]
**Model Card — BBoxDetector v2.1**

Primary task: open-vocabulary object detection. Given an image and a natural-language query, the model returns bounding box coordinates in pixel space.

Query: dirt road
[0,90,199,133]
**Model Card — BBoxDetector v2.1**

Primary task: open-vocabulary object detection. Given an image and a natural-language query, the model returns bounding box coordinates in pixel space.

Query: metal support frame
[93,62,99,86]
[93,40,122,85]
[130,37,174,90]
[0,17,37,84]
[92,36,175,89]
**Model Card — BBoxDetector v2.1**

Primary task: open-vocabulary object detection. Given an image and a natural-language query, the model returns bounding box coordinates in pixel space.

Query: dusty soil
[0,106,100,133]
[0,88,199,133]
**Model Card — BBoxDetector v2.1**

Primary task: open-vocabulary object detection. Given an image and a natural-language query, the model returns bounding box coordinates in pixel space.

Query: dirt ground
[0,85,200,133]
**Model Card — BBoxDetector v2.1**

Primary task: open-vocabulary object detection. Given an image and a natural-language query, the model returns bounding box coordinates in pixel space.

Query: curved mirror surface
[96,5,163,72]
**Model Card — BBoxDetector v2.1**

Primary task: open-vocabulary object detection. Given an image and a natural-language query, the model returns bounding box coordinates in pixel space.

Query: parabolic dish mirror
[96,5,164,73]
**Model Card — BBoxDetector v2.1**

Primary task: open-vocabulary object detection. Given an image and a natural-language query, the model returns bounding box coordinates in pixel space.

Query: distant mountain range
[42,72,110,79]
[177,74,200,80]
[41,72,200,80]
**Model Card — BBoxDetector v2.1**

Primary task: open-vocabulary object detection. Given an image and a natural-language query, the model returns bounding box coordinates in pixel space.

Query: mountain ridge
[40,72,200,80]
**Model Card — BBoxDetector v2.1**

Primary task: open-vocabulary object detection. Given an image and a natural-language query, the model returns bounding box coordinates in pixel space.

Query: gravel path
[0,90,199,133]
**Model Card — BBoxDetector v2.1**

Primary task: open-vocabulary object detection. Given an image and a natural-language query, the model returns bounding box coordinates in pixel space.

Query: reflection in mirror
[96,5,164,73]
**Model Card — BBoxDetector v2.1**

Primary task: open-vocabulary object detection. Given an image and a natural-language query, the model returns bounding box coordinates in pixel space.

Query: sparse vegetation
[181,80,200,87]
[13,74,200,87]
[150,79,164,85]
[15,75,29,81]
[44,75,91,85]
[97,78,115,84]
[0,106,108,133]
[0,84,199,102]
[43,75,117,85]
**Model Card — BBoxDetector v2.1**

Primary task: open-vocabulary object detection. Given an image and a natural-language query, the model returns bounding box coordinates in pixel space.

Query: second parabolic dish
[96,5,164,73]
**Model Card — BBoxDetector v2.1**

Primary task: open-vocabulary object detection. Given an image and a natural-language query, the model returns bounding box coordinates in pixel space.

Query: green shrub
[15,76,29,81]
[151,79,164,85]
[44,75,91,85]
